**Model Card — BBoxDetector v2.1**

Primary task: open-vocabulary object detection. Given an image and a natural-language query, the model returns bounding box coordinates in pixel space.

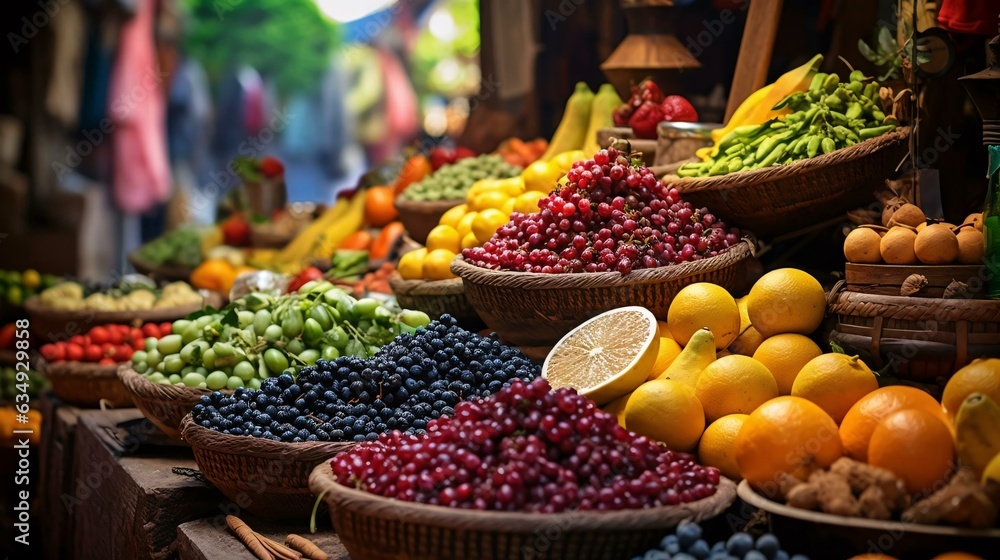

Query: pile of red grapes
[461,147,741,274]
[330,378,720,513]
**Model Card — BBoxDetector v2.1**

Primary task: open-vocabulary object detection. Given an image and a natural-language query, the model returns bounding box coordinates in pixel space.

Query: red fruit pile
[613,80,698,139]
[330,378,720,513]
[461,146,741,274]
[39,322,169,365]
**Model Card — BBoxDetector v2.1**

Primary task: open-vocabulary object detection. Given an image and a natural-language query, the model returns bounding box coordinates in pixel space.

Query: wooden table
[177,516,350,560]
[38,393,80,560]
[68,408,227,560]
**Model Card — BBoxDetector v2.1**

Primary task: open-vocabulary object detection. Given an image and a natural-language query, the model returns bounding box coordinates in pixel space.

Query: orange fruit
[942,358,1000,420]
[695,355,778,422]
[931,554,985,560]
[667,283,741,349]
[363,186,398,226]
[647,337,682,381]
[747,268,826,337]
[791,354,878,424]
[839,386,948,462]
[868,408,955,494]
[698,414,749,480]
[735,396,843,493]
[624,379,705,451]
[752,334,823,395]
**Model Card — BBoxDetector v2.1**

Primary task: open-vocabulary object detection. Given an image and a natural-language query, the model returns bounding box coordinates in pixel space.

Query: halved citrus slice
[542,306,660,406]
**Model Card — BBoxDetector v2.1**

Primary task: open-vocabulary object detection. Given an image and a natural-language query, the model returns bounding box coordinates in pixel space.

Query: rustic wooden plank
[723,0,784,123]
[177,516,350,560]
[69,409,226,560]
[39,394,80,560]
[845,263,987,298]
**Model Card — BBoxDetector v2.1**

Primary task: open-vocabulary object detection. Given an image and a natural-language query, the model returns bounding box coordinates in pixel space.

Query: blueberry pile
[634,522,810,560]
[190,316,540,443]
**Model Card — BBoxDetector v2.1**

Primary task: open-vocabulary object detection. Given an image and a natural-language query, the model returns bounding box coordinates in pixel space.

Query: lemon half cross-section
[542,306,660,406]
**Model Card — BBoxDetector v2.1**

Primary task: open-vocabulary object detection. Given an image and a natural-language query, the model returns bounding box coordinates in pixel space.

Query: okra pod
[758,142,788,168]
[858,124,896,140]
[806,136,821,158]
[820,137,837,154]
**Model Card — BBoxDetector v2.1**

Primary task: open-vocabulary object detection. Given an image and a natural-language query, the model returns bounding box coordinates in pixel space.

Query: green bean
[806,136,821,158]
[858,124,896,140]
[821,137,837,154]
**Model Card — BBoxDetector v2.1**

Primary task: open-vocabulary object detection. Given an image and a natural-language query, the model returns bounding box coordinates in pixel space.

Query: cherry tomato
[131,335,145,350]
[84,345,103,362]
[66,343,85,362]
[41,344,65,361]
[107,328,123,345]
[89,326,110,345]
[116,345,133,361]
[142,323,160,338]
[69,335,87,346]
[130,327,143,341]
[159,322,173,338]
[98,357,117,366]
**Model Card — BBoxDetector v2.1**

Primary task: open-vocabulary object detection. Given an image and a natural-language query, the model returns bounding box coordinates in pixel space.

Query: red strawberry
[628,100,665,140]
[453,146,477,161]
[612,104,634,127]
[661,95,699,123]
[637,79,665,105]
[259,156,284,177]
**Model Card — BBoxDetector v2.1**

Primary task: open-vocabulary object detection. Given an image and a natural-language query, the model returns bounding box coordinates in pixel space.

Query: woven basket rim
[311,461,736,531]
[394,197,465,212]
[24,294,210,325]
[388,271,465,296]
[118,366,230,401]
[664,126,911,192]
[737,479,1000,537]
[828,283,1000,322]
[37,357,122,379]
[451,239,755,289]
[180,413,353,460]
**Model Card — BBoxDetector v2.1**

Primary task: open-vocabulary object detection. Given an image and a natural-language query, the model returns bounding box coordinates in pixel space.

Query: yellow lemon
[657,321,674,339]
[423,249,457,280]
[514,191,546,214]
[699,414,750,480]
[747,268,826,337]
[695,355,779,422]
[472,208,509,244]
[602,391,632,428]
[752,334,823,395]
[465,179,500,204]
[728,326,765,357]
[460,232,480,250]
[792,354,878,424]
[502,197,516,216]
[667,283,741,349]
[439,204,468,229]
[426,225,461,253]
[543,306,659,405]
[473,190,510,211]
[624,379,705,451]
[397,248,426,279]
[499,176,525,197]
[22,269,41,290]
[456,211,478,239]
[551,150,586,173]
[522,161,563,193]
[647,337,683,381]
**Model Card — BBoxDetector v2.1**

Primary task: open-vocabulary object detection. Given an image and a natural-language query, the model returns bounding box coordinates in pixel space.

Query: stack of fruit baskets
[664,55,910,238]
[178,313,543,519]
[451,143,754,349]
[831,197,1000,385]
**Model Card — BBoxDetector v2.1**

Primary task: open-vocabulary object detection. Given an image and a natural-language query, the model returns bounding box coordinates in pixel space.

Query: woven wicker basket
[662,127,911,238]
[451,240,755,347]
[827,281,1000,385]
[737,480,1000,559]
[36,359,132,408]
[180,414,352,520]
[24,295,209,342]
[127,252,197,282]
[394,198,464,244]
[118,367,229,441]
[388,272,483,330]
[310,462,737,560]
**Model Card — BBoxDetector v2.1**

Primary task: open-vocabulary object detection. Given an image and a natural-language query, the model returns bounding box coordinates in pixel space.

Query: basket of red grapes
[310,377,736,560]
[451,145,754,347]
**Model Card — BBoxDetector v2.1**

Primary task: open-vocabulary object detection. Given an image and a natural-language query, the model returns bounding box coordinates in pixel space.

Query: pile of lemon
[398,150,585,281]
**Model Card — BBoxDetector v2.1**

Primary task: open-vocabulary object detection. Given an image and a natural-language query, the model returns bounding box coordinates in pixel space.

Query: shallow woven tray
[24,295,209,342]
[394,198,464,245]
[127,252,197,282]
[310,462,737,560]
[827,281,1000,384]
[388,272,483,330]
[36,359,132,408]
[119,367,230,441]
[738,480,1000,559]
[662,127,911,238]
[180,414,352,520]
[451,239,755,346]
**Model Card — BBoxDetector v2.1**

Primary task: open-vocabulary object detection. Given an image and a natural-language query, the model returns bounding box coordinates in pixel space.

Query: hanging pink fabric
[240,67,265,136]
[108,0,171,214]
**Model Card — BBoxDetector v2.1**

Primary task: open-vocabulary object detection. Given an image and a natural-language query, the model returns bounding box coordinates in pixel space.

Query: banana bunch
[956,393,1000,484]
[680,70,898,178]
[270,193,366,274]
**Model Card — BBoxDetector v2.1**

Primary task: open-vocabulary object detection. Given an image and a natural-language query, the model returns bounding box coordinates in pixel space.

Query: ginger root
[902,468,997,528]
[830,457,910,511]
[779,458,908,519]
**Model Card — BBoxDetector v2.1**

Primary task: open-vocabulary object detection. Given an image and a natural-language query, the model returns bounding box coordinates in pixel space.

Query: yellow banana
[582,84,623,156]
[540,82,594,162]
[656,327,715,388]
[955,392,1000,478]
[312,191,367,260]
[982,452,1000,486]
[272,197,350,269]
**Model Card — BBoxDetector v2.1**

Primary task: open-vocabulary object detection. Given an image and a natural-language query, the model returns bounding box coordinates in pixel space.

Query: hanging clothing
[108,0,171,214]
[240,66,265,137]
[938,0,1000,36]
[46,0,86,126]
[78,24,115,132]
